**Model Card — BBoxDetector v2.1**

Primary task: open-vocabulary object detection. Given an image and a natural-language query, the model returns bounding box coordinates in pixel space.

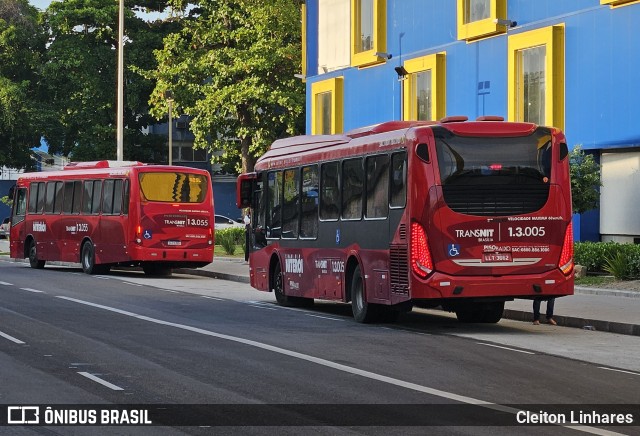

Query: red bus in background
[237,117,574,323]
[10,161,214,276]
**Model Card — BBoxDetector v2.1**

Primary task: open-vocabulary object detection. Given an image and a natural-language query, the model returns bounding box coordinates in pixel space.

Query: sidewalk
[1,237,638,337]
[179,257,640,337]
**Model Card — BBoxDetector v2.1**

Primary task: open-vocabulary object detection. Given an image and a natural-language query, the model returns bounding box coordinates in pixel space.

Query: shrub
[574,241,640,278]
[215,227,245,256]
[603,252,630,280]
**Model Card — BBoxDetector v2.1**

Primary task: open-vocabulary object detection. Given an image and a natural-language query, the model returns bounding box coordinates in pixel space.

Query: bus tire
[28,240,45,269]
[350,265,379,323]
[81,241,99,275]
[142,264,172,277]
[271,261,313,307]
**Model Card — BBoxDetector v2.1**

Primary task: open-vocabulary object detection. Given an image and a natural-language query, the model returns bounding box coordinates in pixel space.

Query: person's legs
[532,299,542,324]
[546,298,556,324]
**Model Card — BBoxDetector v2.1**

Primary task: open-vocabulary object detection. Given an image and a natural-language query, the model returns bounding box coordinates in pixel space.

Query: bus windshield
[139,172,208,203]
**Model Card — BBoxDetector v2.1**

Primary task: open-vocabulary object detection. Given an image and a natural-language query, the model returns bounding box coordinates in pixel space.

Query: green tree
[570,145,601,214]
[0,0,47,170]
[148,0,305,173]
[40,0,177,162]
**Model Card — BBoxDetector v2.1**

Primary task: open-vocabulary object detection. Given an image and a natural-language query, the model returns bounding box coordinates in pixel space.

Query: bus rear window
[139,172,208,203]
[435,128,552,186]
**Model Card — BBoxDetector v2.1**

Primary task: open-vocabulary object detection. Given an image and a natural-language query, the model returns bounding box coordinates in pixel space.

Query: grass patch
[574,275,616,287]
[214,245,244,258]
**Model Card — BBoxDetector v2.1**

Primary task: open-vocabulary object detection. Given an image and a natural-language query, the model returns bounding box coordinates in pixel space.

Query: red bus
[10,161,214,275]
[237,117,574,323]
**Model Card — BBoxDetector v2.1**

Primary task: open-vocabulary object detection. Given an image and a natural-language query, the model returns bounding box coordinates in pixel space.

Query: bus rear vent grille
[399,224,407,240]
[442,185,549,216]
[390,245,409,295]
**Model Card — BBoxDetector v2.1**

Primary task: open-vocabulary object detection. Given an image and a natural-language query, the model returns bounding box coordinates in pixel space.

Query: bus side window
[53,182,64,214]
[390,151,407,208]
[28,182,39,214]
[102,179,115,215]
[122,179,130,215]
[62,182,74,214]
[365,154,390,219]
[44,181,56,214]
[266,171,282,238]
[82,181,93,214]
[282,168,300,239]
[72,181,82,214]
[342,158,363,220]
[113,179,123,215]
[35,182,45,214]
[320,162,339,221]
[91,180,102,214]
[301,165,318,238]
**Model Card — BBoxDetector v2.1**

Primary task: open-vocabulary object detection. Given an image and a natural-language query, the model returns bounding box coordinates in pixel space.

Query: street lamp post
[116,0,124,161]
[164,90,174,165]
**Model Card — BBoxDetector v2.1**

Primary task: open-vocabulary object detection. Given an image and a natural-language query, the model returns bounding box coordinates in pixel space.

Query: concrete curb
[173,268,250,284]
[575,286,640,298]
[502,309,640,336]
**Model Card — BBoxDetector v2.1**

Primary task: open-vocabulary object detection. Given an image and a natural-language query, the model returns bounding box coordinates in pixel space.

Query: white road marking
[476,342,535,355]
[78,372,124,391]
[0,330,25,344]
[55,295,621,435]
[122,282,143,287]
[20,288,44,293]
[94,276,110,280]
[598,367,640,376]
[249,304,277,311]
[305,314,344,322]
[0,281,13,286]
[201,296,223,301]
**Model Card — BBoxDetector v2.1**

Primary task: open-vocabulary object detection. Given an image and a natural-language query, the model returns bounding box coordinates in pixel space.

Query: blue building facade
[302,0,640,242]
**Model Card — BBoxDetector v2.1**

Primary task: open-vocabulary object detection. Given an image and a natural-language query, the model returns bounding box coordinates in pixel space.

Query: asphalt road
[0,259,639,435]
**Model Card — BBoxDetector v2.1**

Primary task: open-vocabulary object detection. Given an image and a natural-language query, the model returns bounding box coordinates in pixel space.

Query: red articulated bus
[237,117,574,323]
[10,161,214,276]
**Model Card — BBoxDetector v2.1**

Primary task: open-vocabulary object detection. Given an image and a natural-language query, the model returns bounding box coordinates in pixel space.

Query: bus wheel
[351,265,379,323]
[28,240,45,269]
[81,241,99,275]
[142,264,172,277]
[272,262,313,307]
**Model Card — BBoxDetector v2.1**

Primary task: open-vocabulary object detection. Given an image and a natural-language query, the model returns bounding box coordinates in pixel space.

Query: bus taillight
[136,225,142,244]
[208,227,213,245]
[559,222,574,276]
[411,222,433,278]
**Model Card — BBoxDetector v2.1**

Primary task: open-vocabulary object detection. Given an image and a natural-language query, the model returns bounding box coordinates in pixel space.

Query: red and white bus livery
[237,117,574,323]
[10,161,214,275]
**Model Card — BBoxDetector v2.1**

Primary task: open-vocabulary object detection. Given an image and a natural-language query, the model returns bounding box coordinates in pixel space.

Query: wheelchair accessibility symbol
[448,244,461,257]
[143,230,152,240]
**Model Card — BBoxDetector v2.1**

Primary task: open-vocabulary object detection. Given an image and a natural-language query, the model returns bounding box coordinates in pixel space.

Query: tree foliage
[40,0,178,162]
[0,0,46,170]
[148,0,305,173]
[570,145,601,214]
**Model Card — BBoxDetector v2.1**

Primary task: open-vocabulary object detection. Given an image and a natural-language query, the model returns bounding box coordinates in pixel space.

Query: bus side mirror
[236,173,256,209]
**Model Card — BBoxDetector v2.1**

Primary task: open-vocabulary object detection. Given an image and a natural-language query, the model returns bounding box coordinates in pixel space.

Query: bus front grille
[442,184,549,216]
[390,245,409,295]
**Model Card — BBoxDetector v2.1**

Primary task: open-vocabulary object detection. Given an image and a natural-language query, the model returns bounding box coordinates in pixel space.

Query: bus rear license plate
[482,253,512,263]
[167,240,182,246]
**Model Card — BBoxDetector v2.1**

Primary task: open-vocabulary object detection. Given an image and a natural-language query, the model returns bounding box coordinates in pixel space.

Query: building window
[402,53,446,121]
[172,142,207,162]
[601,0,639,7]
[351,0,386,67]
[311,77,344,134]
[508,25,565,130]
[457,0,507,41]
